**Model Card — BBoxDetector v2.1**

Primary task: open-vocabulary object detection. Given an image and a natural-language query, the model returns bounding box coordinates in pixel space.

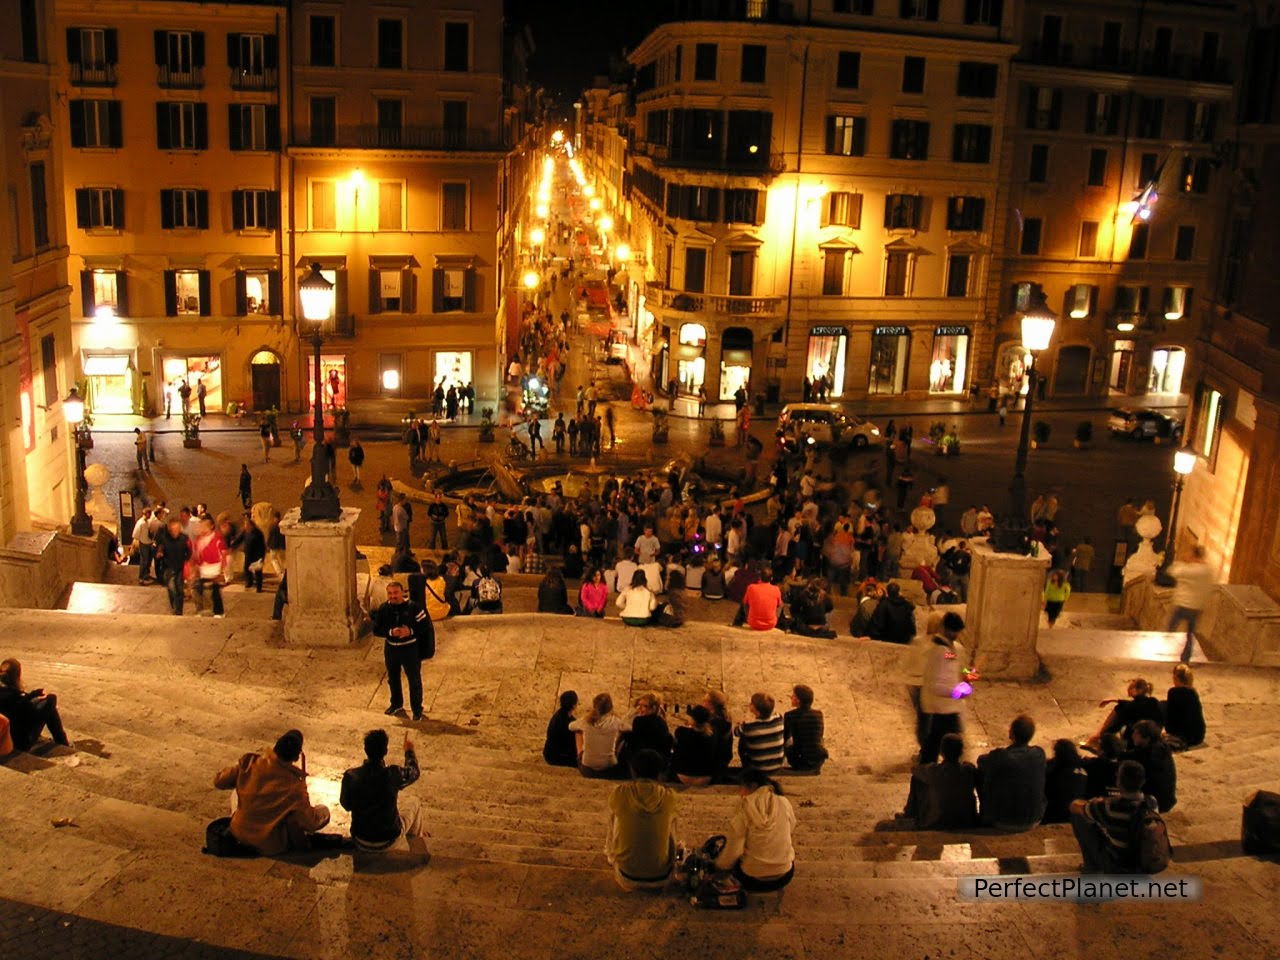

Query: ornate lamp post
[993,290,1057,552]
[1165,445,1196,563]
[63,388,94,536]
[298,262,342,521]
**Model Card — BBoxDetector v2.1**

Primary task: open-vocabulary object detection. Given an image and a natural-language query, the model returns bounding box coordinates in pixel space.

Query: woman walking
[1043,569,1071,627]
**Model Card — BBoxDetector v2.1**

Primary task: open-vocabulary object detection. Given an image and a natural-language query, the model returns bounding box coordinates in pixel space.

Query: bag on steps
[1131,797,1172,874]
[1242,789,1280,855]
[202,817,258,858]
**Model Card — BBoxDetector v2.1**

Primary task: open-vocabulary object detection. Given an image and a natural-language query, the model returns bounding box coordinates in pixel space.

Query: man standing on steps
[427,491,450,550]
[393,494,413,554]
[132,506,155,584]
[373,581,434,722]
[919,611,972,764]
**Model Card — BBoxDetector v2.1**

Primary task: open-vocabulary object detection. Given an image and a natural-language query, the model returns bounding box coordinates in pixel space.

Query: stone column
[280,507,365,647]
[966,539,1050,679]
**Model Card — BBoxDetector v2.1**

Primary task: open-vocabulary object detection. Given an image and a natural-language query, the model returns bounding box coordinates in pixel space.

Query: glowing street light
[598,215,613,232]
[589,197,601,211]
[615,244,631,262]
[530,227,545,245]
[536,203,549,219]
[522,271,540,290]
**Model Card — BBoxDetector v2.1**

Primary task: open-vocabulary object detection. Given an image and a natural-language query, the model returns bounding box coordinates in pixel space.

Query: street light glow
[530,227,545,245]
[536,203,549,219]
[1173,446,1197,476]
[615,243,631,262]
[598,215,613,232]
[299,262,336,324]
[589,197,601,211]
[63,389,85,426]
[522,271,539,289]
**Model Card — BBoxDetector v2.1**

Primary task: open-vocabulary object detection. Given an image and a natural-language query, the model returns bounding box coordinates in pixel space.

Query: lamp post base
[69,514,95,537]
[300,482,343,522]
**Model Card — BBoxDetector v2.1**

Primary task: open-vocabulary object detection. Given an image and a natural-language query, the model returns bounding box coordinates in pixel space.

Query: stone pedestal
[965,539,1050,679]
[280,507,365,647]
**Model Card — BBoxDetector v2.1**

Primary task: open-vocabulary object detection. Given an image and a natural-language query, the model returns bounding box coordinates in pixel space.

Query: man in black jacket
[783,684,829,771]
[340,729,427,859]
[153,517,191,616]
[427,491,450,550]
[1127,719,1177,812]
[373,581,433,721]
[866,583,917,644]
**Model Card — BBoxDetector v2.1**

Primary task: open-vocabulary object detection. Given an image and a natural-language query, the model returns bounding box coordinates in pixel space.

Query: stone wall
[0,527,112,609]
[1122,574,1280,666]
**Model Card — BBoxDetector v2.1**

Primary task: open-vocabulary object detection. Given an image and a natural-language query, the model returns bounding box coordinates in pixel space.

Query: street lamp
[298,262,342,521]
[63,388,94,536]
[994,289,1057,553]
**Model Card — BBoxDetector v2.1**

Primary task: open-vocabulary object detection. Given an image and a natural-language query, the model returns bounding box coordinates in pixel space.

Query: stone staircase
[0,607,1277,959]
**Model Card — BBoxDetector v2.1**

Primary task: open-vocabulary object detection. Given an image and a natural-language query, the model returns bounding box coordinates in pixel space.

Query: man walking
[154,516,191,615]
[132,506,155,584]
[373,581,433,721]
[919,612,972,763]
[133,428,149,474]
[393,494,413,554]
[1166,545,1213,663]
[178,379,192,416]
[427,491,449,550]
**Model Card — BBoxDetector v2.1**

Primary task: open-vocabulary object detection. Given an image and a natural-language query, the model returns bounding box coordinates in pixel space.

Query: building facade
[0,0,76,539]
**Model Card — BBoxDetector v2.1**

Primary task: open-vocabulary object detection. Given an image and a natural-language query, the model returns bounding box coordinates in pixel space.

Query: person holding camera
[373,581,434,722]
[0,658,72,752]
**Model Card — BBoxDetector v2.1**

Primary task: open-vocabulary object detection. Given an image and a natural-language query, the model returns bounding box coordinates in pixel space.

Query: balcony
[231,68,278,91]
[1088,46,1136,72]
[70,62,117,87]
[157,65,204,89]
[296,125,508,151]
[1027,42,1074,66]
[646,283,782,317]
[672,0,796,22]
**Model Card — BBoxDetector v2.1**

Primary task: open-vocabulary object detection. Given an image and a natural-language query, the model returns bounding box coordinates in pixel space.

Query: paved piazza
[1,608,1277,959]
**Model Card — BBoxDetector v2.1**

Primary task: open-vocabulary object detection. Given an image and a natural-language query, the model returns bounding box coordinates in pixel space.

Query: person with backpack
[470,564,504,614]
[1069,759,1171,874]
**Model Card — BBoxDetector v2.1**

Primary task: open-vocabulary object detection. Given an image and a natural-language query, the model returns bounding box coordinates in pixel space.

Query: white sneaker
[213,614,225,619]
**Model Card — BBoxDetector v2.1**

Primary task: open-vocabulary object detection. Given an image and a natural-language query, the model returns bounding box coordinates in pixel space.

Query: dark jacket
[372,599,434,658]
[868,594,916,644]
[700,568,727,600]
[1162,687,1205,747]
[543,708,578,767]
[709,714,734,772]
[905,760,979,829]
[977,744,1047,831]
[1043,756,1089,824]
[339,750,420,844]
[0,687,43,751]
[537,581,574,614]
[783,706,828,770]
[1127,740,1177,812]
[1113,695,1164,740]
[243,526,267,565]
[672,726,717,779]
[154,529,191,575]
[621,712,673,762]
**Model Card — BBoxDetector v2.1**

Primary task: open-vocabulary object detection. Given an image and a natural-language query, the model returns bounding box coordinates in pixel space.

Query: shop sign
[874,325,910,336]
[810,326,847,337]
[935,325,970,337]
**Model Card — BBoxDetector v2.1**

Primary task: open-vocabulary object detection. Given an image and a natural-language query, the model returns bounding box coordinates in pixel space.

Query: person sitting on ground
[569,692,633,778]
[1082,733,1126,799]
[0,658,72,752]
[617,569,658,626]
[470,564,504,614]
[737,567,783,631]
[713,769,797,891]
[613,555,639,596]
[577,566,608,618]
[847,581,882,639]
[700,555,727,601]
[866,582,916,644]
[1069,759,1154,874]
[1162,663,1205,750]
[1126,719,1177,812]
[536,568,574,615]
[1043,739,1089,824]
[543,690,580,768]
[419,560,452,622]
[339,729,428,859]
[791,579,836,638]
[976,714,1047,831]
[705,691,734,778]
[725,558,760,607]
[899,732,978,830]
[212,729,330,855]
[619,692,674,770]
[605,749,679,892]
[736,692,785,774]
[782,684,828,772]
[1086,677,1163,748]
[655,569,686,627]
[672,705,718,786]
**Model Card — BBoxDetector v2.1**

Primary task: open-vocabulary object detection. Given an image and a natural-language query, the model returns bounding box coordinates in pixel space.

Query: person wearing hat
[213,729,330,855]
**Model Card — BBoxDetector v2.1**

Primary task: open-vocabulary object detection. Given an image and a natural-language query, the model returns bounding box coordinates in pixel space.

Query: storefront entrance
[1148,346,1185,395]
[162,355,222,415]
[997,342,1031,397]
[306,355,347,409]
[806,326,848,398]
[83,354,134,414]
[1109,340,1135,392]
[929,326,970,394]
[869,326,909,395]
[250,350,282,411]
[719,327,753,401]
[434,350,473,394]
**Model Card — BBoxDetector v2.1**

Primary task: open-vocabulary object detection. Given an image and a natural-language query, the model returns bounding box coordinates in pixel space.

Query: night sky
[506,0,670,98]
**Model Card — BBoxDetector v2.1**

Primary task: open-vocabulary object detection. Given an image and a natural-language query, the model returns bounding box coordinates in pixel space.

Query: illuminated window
[93,270,118,312]
[1196,388,1223,461]
[1066,284,1094,318]
[172,270,204,316]
[678,323,707,346]
[821,192,862,228]
[1163,285,1191,320]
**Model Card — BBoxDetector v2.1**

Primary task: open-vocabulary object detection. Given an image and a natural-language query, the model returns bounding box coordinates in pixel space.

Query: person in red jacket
[741,568,783,631]
[190,515,229,617]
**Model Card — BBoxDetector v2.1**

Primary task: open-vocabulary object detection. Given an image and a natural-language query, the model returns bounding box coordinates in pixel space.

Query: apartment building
[0,0,76,537]
[998,0,1240,401]
[288,0,515,412]
[58,0,289,417]
[617,0,1014,403]
[1176,14,1280,598]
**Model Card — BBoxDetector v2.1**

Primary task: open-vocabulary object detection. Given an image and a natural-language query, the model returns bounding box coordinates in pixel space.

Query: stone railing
[1122,574,1280,666]
[0,527,112,609]
[644,283,782,316]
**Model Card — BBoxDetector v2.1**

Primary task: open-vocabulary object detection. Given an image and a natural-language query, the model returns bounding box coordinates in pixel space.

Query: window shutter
[195,190,209,228]
[80,270,95,317]
[74,189,91,228]
[105,29,118,63]
[163,270,178,316]
[824,116,835,154]
[402,268,416,313]
[463,268,477,311]
[431,268,444,311]
[66,29,81,64]
[108,102,122,147]
[853,118,866,155]
[116,271,129,316]
[1025,87,1038,128]
[368,270,382,314]
[927,0,939,18]
[819,194,831,227]
[194,103,208,150]
[264,35,278,69]
[883,198,894,228]
[235,270,248,315]
[1049,90,1063,130]
[156,102,171,149]
[266,105,280,149]
[192,32,205,67]
[228,105,243,150]
[266,191,279,230]
[227,33,240,69]
[154,30,167,65]
[112,188,125,228]
[198,270,211,316]
[231,190,245,229]
[160,189,174,228]
[69,101,85,147]
[267,271,282,315]
[334,270,349,319]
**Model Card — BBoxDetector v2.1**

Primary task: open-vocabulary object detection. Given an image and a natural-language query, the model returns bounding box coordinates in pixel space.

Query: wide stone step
[64,580,279,619]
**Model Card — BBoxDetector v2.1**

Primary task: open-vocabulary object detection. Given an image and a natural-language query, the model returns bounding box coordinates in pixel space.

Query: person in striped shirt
[736,693,785,774]
[1068,759,1148,873]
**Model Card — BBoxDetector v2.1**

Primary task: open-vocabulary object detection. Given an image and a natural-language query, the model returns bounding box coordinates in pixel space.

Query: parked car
[1107,407,1182,440]
[778,403,882,448]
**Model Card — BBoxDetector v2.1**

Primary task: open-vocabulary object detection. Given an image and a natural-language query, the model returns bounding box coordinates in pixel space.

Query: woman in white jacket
[569,692,633,778]
[714,769,796,890]
[617,569,658,626]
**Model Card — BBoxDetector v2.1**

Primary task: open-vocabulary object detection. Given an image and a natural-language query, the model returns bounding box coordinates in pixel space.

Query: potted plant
[478,407,496,443]
[708,417,726,447]
[182,412,202,448]
[1031,420,1051,449]
[652,408,670,444]
[333,407,350,447]
[1074,420,1093,449]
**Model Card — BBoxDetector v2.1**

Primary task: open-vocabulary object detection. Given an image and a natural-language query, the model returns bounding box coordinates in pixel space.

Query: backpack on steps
[476,577,501,604]
[1242,790,1280,855]
[202,817,257,858]
[1131,797,1172,874]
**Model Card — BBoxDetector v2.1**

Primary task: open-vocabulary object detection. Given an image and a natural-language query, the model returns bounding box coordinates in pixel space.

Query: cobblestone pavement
[0,896,289,960]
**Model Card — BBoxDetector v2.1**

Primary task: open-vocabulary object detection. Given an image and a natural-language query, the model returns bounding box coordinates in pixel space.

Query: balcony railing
[1028,42,1074,66]
[157,65,204,89]
[646,283,782,316]
[70,62,117,87]
[231,67,277,91]
[296,125,508,151]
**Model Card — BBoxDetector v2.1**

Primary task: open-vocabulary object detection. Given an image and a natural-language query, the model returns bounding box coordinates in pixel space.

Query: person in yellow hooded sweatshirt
[605,749,679,891]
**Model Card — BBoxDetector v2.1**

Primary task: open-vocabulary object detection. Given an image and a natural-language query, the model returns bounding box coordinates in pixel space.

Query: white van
[777,403,882,448]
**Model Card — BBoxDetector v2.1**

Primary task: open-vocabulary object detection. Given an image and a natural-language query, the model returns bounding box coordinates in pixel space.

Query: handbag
[202,817,257,858]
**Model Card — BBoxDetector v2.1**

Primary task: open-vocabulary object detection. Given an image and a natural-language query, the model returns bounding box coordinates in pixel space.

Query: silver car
[777,403,882,448]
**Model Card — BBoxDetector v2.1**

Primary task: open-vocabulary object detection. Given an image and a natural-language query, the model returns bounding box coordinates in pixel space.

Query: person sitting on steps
[605,749,679,892]
[543,690,579,768]
[212,729,330,856]
[782,684,828,772]
[0,658,72,752]
[569,692,633,779]
[340,729,429,861]
[1162,663,1206,750]
[976,714,1047,832]
[899,732,978,830]
[712,768,797,892]
[617,569,658,626]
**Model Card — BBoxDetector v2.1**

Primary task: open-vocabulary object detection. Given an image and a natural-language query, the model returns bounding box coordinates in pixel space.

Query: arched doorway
[250,349,282,411]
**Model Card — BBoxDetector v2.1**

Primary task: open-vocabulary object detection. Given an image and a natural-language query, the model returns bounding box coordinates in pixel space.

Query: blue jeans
[1166,606,1200,662]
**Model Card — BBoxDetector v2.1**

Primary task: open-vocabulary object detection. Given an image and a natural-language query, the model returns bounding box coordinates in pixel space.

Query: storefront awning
[83,354,131,376]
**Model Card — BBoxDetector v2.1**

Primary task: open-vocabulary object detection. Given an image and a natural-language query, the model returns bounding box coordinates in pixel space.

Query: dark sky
[506,0,669,99]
